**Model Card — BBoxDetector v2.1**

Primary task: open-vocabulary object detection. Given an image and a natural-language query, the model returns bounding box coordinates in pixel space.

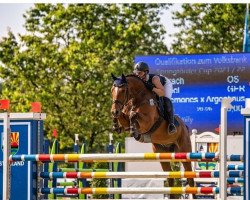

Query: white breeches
[164,78,173,99]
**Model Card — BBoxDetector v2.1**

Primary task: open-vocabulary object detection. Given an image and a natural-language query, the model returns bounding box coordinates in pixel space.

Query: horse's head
[111,73,155,119]
[111,73,128,118]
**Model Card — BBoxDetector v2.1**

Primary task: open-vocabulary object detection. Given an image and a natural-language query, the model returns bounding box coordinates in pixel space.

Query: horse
[111,73,194,199]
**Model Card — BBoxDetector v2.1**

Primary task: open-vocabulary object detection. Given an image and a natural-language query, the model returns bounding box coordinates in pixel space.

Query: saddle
[157,99,180,128]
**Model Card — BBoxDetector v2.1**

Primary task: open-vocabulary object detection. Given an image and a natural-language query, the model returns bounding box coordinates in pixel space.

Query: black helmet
[134,62,149,72]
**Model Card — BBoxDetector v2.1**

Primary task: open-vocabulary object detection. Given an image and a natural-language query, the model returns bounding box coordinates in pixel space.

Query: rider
[133,61,177,134]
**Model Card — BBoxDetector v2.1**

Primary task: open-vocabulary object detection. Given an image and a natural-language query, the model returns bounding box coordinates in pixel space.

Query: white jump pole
[2,112,11,200]
[74,134,79,169]
[241,98,250,200]
[219,98,233,200]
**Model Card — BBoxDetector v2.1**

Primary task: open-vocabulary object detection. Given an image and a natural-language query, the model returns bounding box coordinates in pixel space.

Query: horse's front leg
[112,112,130,134]
[129,111,141,140]
[112,118,122,133]
[129,111,140,129]
[129,111,153,142]
[129,110,152,132]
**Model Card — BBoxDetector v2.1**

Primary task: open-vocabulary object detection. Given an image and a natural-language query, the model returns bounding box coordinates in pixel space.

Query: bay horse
[111,74,194,198]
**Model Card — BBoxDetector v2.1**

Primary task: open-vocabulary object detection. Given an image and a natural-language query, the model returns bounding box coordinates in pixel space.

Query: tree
[171,4,246,54]
[0,4,169,151]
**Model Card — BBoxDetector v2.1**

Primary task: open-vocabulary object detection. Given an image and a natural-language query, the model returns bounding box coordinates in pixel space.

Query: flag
[243,4,250,52]
[0,99,10,110]
[53,129,58,138]
[215,126,220,133]
[31,102,41,113]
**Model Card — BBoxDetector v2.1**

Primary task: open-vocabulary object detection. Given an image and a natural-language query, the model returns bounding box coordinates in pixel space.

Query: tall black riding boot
[158,97,166,119]
[163,97,177,134]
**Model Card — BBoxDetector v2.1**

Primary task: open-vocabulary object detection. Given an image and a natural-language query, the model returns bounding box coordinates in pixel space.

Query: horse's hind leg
[177,125,194,187]
[182,162,194,187]
[159,162,174,186]
[152,143,176,199]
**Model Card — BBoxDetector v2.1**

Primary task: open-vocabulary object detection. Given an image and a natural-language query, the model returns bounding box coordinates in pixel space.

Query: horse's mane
[125,74,156,98]
[113,73,154,97]
[125,74,147,85]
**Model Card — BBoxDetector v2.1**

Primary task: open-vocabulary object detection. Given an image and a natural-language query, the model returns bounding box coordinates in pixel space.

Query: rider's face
[135,71,147,80]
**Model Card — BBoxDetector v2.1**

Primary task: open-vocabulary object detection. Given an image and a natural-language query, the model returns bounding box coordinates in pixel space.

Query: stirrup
[168,123,177,135]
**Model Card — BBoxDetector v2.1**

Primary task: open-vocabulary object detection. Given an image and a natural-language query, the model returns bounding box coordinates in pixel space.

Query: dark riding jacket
[147,74,167,86]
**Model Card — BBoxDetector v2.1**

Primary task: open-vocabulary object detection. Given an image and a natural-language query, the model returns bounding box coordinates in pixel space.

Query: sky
[0,4,33,37]
[0,3,182,47]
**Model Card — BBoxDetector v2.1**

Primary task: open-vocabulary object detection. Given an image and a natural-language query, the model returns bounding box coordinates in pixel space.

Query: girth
[140,115,164,135]
[130,98,163,135]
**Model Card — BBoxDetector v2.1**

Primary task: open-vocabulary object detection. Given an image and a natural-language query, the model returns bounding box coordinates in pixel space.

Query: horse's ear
[111,73,117,81]
[121,74,127,83]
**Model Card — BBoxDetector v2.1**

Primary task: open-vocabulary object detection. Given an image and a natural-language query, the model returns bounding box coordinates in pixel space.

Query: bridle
[112,83,129,111]
[112,82,147,112]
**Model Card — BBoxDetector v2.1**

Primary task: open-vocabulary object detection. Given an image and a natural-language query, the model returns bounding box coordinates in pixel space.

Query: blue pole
[108,133,114,199]
[43,139,50,200]
[243,4,250,52]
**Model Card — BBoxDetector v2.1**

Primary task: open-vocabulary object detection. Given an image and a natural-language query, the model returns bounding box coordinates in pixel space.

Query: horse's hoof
[132,132,141,141]
[112,126,122,134]
[129,111,137,119]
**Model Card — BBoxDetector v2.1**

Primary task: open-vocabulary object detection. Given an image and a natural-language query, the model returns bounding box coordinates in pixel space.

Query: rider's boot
[158,97,166,119]
[161,96,177,134]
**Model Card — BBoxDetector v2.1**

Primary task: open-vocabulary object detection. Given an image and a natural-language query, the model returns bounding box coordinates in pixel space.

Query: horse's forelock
[113,74,147,88]
[113,76,127,87]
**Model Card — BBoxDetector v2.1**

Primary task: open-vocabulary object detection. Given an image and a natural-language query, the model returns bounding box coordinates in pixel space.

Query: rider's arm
[152,76,165,97]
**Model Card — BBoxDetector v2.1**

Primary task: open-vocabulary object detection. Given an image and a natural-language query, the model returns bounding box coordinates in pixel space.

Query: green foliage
[91,162,109,199]
[0,4,168,151]
[171,4,246,53]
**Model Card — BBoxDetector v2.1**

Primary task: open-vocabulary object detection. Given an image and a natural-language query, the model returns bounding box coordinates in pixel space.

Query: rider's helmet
[133,62,149,73]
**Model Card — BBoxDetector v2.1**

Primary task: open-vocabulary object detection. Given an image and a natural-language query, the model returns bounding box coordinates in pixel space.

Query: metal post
[108,133,114,199]
[2,112,11,200]
[219,98,233,200]
[241,98,250,200]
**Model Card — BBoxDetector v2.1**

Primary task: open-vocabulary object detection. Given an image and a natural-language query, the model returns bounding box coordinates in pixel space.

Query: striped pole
[47,165,246,172]
[59,168,109,172]
[39,171,244,179]
[40,187,243,195]
[9,152,244,162]
[227,178,244,184]
[227,165,244,171]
